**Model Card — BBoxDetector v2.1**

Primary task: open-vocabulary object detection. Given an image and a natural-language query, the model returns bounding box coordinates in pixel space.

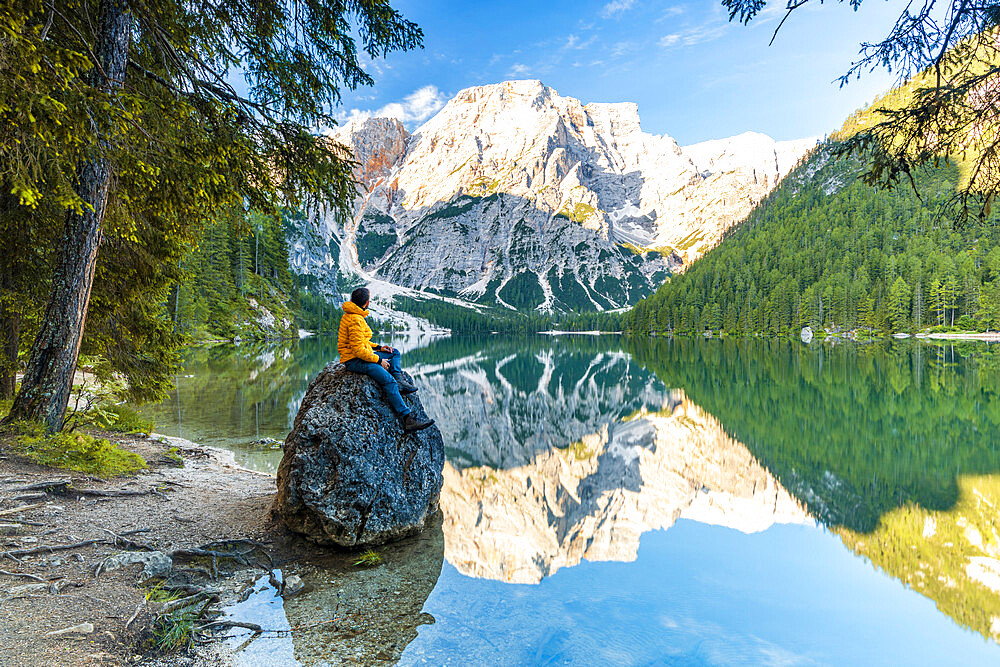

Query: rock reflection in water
[409,347,669,470]
[220,514,443,665]
[440,390,809,583]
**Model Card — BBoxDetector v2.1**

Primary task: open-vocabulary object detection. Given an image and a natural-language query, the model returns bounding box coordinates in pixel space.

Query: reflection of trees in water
[141,334,663,472]
[628,337,1000,532]
[138,338,341,470]
[142,334,1000,642]
[835,475,1000,645]
[629,337,1000,645]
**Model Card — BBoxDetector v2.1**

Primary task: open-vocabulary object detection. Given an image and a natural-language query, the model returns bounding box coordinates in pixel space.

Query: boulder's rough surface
[274,363,444,547]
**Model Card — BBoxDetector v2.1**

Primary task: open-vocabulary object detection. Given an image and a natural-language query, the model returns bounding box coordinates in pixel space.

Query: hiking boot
[402,413,434,433]
[393,372,418,395]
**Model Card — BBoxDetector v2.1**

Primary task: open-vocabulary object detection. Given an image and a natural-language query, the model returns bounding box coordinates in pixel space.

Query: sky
[336,0,909,146]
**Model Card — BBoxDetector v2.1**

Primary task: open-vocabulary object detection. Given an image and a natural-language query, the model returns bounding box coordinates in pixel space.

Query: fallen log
[10,480,72,493]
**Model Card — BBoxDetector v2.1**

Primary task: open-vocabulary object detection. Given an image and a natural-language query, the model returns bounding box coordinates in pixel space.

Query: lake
[140,334,1000,665]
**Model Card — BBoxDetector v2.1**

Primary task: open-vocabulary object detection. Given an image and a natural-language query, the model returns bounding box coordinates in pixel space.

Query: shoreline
[627,330,1000,343]
[0,429,277,665]
[0,426,423,665]
[537,330,622,336]
[913,332,1000,341]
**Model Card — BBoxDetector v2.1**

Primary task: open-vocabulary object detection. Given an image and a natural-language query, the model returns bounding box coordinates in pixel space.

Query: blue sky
[338,0,906,145]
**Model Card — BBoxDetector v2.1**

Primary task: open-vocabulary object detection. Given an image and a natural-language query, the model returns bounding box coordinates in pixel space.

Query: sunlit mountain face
[286,81,815,326]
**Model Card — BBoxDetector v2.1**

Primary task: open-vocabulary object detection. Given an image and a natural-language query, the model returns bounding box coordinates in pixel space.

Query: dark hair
[350,287,370,307]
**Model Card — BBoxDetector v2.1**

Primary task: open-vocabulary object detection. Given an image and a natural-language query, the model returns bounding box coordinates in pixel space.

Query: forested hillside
[628,336,1000,643]
[624,89,1000,336]
[168,210,341,341]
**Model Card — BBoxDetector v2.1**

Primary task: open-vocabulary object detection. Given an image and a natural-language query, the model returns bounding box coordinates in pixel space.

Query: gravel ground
[0,431,276,666]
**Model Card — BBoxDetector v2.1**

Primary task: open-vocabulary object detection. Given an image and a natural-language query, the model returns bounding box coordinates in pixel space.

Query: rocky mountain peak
[327,117,409,192]
[291,80,817,317]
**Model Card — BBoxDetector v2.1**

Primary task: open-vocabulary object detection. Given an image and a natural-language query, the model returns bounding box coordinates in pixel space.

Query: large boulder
[273,362,444,546]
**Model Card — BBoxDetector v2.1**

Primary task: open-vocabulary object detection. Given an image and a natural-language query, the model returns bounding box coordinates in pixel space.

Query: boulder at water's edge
[273,362,444,547]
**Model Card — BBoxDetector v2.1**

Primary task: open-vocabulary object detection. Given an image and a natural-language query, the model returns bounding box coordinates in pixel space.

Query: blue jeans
[343,349,411,417]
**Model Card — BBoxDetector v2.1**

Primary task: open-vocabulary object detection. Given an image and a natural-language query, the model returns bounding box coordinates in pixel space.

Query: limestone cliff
[289,80,815,313]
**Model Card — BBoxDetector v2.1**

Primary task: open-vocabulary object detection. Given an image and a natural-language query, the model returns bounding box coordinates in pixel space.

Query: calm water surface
[141,335,1000,665]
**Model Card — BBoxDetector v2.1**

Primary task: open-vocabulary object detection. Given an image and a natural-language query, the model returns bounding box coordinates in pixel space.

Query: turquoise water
[141,335,1000,665]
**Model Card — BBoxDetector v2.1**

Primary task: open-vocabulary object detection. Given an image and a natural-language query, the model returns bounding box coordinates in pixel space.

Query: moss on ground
[2,420,146,477]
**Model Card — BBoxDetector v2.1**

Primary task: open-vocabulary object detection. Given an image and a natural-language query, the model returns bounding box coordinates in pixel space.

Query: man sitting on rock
[338,287,434,433]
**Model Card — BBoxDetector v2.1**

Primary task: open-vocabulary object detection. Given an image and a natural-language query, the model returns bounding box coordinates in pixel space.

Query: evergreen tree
[931,278,946,326]
[723,1,1000,223]
[888,277,911,332]
[3,0,422,431]
[978,281,1000,330]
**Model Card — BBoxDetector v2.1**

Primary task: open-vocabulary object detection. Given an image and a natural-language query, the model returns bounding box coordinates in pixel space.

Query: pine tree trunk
[0,296,18,401]
[3,0,130,431]
[0,190,21,400]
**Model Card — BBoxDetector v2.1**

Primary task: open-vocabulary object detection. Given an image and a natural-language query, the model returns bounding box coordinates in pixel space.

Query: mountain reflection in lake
[141,335,1000,664]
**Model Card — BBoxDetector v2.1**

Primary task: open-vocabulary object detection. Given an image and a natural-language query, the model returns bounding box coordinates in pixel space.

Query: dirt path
[0,431,279,665]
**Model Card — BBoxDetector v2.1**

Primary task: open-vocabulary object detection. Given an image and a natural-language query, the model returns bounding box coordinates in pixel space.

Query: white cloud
[341,85,448,127]
[659,22,728,48]
[601,0,635,18]
[611,40,637,57]
[567,34,598,50]
[509,63,531,76]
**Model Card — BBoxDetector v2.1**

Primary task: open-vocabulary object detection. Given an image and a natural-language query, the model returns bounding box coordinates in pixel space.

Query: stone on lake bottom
[273,363,444,547]
[281,574,305,597]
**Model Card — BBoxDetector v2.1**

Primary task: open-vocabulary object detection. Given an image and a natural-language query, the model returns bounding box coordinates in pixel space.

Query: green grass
[150,607,200,652]
[145,582,185,604]
[5,420,146,477]
[162,446,184,467]
[353,549,382,567]
[145,583,211,652]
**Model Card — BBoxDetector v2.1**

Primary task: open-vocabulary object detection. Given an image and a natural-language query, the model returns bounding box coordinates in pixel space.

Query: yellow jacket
[338,301,380,363]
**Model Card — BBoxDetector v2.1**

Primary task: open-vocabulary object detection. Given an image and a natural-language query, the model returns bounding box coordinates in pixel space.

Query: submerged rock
[273,362,444,547]
[800,326,813,343]
[282,513,444,663]
[281,574,305,598]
